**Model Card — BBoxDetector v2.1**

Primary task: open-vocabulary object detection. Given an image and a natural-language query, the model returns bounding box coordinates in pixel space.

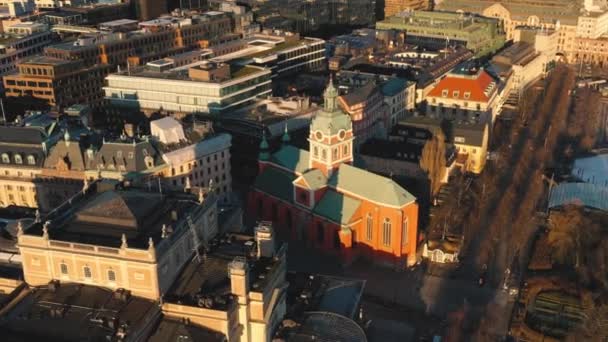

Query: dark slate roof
[43,139,88,171]
[90,139,163,173]
[0,283,158,342]
[0,145,45,167]
[254,167,296,202]
[340,82,378,107]
[451,122,487,147]
[0,126,46,144]
[148,317,226,342]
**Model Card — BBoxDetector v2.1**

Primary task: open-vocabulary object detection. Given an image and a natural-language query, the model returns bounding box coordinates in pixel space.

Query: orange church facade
[247,79,420,268]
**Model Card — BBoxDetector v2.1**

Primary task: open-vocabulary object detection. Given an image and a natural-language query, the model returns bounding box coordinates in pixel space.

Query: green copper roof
[297,169,327,190]
[270,145,310,174]
[381,78,409,97]
[328,163,416,207]
[310,109,352,137]
[254,167,296,202]
[313,190,361,225]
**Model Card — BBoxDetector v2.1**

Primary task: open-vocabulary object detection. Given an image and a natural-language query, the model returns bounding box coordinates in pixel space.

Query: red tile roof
[427,70,496,103]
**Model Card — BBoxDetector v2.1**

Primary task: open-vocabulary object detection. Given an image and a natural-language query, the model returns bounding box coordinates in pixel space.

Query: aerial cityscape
[0,0,606,341]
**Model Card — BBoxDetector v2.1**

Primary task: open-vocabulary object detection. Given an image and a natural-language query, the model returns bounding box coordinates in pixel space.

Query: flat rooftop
[111,64,268,84]
[165,232,285,311]
[148,317,226,342]
[19,56,75,66]
[0,283,158,341]
[22,180,201,250]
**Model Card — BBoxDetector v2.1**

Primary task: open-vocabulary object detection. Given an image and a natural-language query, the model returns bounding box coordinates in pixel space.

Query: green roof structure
[328,164,416,207]
[313,190,361,225]
[270,145,310,174]
[297,169,327,190]
[254,167,296,202]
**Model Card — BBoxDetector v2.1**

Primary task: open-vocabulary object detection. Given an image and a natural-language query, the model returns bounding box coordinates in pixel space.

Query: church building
[247,78,420,268]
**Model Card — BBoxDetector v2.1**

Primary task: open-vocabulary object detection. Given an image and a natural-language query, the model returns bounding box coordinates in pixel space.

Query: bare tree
[420,130,447,197]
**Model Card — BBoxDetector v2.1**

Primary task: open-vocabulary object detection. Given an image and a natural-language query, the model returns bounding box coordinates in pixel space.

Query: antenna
[0,98,6,125]
[187,215,202,263]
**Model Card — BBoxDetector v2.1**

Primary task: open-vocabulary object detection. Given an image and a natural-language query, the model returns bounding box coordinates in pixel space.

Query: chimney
[228,256,249,301]
[255,221,275,258]
[123,123,135,138]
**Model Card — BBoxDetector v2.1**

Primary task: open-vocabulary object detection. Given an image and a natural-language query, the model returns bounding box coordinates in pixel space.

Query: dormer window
[453,91,460,98]
[1,153,9,163]
[27,155,36,165]
[441,89,448,97]
[14,154,22,164]
[464,92,471,99]
[116,151,123,158]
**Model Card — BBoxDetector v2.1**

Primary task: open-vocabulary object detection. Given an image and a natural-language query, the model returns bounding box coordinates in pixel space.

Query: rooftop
[0,283,158,342]
[276,272,366,342]
[111,64,268,84]
[165,232,286,310]
[22,180,204,250]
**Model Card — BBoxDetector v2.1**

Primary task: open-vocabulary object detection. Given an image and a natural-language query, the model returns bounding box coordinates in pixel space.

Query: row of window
[366,215,409,247]
[312,144,350,161]
[1,153,36,165]
[59,263,117,282]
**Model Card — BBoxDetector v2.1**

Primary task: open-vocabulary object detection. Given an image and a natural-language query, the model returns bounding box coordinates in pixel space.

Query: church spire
[259,131,270,161]
[281,123,290,145]
[323,74,339,112]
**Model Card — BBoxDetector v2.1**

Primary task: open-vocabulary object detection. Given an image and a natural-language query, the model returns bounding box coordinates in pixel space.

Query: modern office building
[104,61,272,115]
[376,10,505,57]
[3,56,112,108]
[0,22,56,77]
[209,31,326,79]
[44,12,233,68]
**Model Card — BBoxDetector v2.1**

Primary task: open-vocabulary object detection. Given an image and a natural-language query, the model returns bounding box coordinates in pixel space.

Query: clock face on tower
[338,130,346,140]
[315,131,324,141]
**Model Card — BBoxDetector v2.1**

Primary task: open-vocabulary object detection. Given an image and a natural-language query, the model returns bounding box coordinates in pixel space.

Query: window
[453,91,460,98]
[366,214,373,241]
[441,89,448,97]
[27,155,35,165]
[464,92,471,99]
[333,148,338,159]
[14,154,22,164]
[83,265,92,279]
[382,219,392,247]
[402,218,408,247]
[1,153,9,163]
[343,145,349,156]
[116,151,122,158]
[313,146,318,157]
[454,137,465,143]
[107,269,116,282]
[334,231,341,250]
[60,262,68,275]
[321,149,327,161]
[317,223,324,244]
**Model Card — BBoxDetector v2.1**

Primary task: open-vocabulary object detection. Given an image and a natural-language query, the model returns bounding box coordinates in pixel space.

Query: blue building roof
[548,183,608,212]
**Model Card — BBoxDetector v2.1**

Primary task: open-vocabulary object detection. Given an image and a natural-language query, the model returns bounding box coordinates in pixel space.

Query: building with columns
[248,78,420,268]
[17,179,219,300]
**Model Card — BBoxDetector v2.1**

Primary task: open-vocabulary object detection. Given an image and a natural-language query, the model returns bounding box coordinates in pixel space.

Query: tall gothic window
[402,218,409,247]
[366,214,373,241]
[382,219,392,247]
[60,262,68,275]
